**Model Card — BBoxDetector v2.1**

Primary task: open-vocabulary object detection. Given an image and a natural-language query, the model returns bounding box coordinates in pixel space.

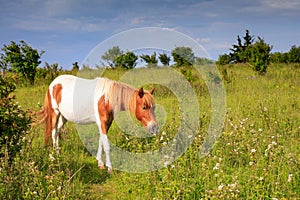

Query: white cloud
[10,16,107,32]
[44,0,74,17]
[262,0,300,10]
[196,37,211,43]
[130,17,145,26]
[238,0,300,15]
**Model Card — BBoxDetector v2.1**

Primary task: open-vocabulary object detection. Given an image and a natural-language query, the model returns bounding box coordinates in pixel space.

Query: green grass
[2,64,299,199]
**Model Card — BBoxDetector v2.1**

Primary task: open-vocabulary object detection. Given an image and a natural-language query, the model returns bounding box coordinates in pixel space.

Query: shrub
[0,73,31,160]
[216,54,231,66]
[248,37,272,75]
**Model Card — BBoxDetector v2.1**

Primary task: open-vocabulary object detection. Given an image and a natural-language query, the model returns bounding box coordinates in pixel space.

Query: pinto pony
[39,75,158,172]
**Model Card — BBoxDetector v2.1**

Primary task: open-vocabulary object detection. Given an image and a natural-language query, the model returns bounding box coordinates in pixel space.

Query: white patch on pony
[49,75,115,124]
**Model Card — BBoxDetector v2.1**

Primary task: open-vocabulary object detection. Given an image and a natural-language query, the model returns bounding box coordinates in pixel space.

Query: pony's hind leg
[52,112,66,153]
[96,135,105,169]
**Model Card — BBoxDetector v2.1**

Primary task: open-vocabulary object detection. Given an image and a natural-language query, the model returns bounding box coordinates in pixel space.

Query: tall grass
[1,64,299,199]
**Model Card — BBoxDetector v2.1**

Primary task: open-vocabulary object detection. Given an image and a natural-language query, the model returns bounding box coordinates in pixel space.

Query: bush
[248,37,272,75]
[0,73,31,160]
[216,54,231,66]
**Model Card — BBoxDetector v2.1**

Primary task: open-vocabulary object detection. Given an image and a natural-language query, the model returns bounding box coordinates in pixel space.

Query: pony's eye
[142,105,147,110]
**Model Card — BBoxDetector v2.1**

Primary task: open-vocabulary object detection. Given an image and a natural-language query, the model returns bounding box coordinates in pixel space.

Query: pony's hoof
[98,165,105,170]
[107,167,112,174]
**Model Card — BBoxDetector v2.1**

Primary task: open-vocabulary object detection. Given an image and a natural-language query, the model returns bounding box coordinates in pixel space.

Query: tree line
[0,40,214,85]
[100,46,214,69]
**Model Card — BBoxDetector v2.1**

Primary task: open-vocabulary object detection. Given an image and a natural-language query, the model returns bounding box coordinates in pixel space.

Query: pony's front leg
[97,133,112,173]
[96,135,105,169]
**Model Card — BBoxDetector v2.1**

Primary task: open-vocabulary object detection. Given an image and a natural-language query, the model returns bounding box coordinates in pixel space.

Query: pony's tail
[36,89,53,145]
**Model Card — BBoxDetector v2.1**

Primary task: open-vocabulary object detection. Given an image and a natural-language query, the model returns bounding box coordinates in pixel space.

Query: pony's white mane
[107,80,136,115]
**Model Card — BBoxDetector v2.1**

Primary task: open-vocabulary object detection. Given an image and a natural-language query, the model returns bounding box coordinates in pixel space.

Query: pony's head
[130,87,158,134]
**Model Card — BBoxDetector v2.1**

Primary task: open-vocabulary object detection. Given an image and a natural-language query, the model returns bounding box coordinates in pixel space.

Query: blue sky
[1,0,299,69]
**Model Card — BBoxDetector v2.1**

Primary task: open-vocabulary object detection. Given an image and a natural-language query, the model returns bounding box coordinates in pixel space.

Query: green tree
[140,52,158,67]
[44,62,62,81]
[101,46,123,68]
[216,54,232,65]
[115,51,138,69]
[72,62,79,71]
[248,37,272,75]
[288,45,300,63]
[229,30,254,63]
[0,41,43,85]
[230,35,243,63]
[243,29,254,47]
[270,52,289,63]
[194,57,214,65]
[172,46,194,67]
[158,53,171,66]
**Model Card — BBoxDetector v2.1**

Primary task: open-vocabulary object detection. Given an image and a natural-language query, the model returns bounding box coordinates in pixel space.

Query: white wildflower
[288,174,293,182]
[49,153,55,162]
[218,183,225,190]
[228,182,237,188]
[251,148,257,153]
[164,161,169,167]
[213,162,220,170]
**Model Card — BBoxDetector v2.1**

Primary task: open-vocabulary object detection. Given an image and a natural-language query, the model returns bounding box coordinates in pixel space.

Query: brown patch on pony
[98,95,114,135]
[52,83,63,106]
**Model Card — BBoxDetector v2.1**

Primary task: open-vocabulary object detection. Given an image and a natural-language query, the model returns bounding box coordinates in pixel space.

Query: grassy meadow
[1,64,299,199]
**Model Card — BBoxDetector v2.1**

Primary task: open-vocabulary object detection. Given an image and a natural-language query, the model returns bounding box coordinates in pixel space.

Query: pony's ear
[149,88,155,95]
[138,87,144,98]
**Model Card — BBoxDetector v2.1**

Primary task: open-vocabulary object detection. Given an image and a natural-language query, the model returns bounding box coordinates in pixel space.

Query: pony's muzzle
[147,121,158,135]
